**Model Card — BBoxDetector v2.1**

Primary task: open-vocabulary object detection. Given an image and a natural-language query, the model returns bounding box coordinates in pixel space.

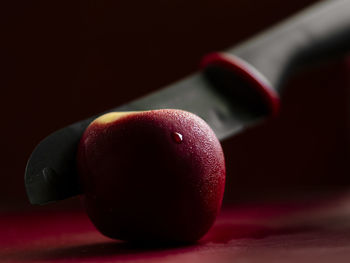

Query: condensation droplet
[171,132,183,143]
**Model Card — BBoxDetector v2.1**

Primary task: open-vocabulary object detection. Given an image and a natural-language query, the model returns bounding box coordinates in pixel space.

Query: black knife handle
[203,0,350,99]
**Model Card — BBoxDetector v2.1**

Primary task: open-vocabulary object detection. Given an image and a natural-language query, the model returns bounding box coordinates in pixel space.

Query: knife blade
[25,66,276,205]
[25,0,350,205]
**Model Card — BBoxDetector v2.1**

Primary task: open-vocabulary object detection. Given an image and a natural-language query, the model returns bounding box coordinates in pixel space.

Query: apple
[77,109,226,243]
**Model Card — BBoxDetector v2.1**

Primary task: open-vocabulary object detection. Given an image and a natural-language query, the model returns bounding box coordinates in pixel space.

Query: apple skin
[77,109,226,243]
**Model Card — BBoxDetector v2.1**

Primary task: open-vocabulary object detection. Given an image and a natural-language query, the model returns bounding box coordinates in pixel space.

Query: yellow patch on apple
[92,111,140,125]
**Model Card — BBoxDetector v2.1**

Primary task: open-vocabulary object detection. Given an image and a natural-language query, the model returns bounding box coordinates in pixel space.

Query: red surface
[2,196,350,263]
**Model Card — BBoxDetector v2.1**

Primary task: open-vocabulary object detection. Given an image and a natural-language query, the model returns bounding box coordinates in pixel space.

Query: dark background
[1,0,350,211]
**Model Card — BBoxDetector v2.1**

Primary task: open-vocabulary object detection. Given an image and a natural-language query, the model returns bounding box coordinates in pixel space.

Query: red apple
[77,109,226,243]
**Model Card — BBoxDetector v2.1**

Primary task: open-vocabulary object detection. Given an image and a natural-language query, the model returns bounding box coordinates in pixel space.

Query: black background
[1,0,350,211]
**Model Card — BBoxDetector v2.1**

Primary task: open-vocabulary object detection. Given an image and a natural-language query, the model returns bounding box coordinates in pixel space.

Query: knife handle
[202,0,350,111]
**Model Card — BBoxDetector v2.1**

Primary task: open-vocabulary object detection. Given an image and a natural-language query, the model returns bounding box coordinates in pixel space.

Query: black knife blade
[25,0,350,205]
[25,68,275,205]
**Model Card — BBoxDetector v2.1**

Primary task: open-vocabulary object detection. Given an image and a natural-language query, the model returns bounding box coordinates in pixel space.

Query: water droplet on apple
[171,132,183,143]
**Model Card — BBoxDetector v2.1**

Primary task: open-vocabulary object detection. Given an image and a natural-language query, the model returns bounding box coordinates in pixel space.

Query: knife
[25,0,350,205]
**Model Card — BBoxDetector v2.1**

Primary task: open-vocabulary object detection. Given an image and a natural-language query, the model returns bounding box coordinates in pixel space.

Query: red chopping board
[2,194,350,263]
